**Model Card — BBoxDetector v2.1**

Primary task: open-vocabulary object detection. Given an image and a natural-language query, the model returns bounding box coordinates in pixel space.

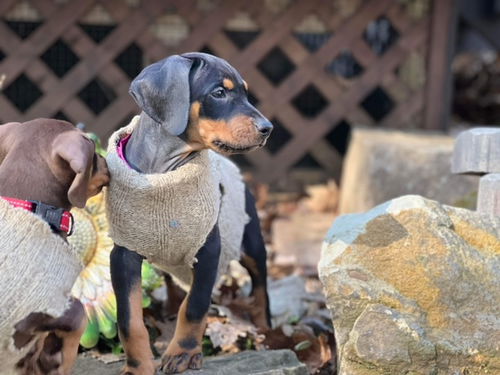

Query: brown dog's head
[129,52,273,155]
[51,127,109,208]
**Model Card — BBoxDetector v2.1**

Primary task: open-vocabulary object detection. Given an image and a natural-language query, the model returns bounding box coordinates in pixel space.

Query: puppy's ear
[52,132,95,208]
[129,55,194,136]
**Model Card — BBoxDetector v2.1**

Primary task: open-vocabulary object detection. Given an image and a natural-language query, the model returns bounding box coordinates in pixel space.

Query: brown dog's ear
[52,131,95,208]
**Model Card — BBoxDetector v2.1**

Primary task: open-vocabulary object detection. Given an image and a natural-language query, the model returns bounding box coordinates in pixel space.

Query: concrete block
[74,350,308,375]
[452,127,500,174]
[477,173,500,215]
[339,128,478,214]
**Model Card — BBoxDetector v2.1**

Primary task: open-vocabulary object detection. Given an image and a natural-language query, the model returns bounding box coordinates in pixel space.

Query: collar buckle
[29,200,74,236]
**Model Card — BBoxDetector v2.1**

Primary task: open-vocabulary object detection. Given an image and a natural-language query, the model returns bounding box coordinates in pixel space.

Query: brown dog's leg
[111,245,155,375]
[161,226,221,374]
[55,299,87,375]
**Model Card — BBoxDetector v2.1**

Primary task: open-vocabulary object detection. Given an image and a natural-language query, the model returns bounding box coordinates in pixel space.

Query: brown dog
[0,119,108,210]
[0,118,109,375]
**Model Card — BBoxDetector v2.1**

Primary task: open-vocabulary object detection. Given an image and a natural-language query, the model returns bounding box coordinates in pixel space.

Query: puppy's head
[51,127,109,208]
[129,52,273,154]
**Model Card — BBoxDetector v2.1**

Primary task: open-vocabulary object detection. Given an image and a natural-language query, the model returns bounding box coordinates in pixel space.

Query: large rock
[74,350,308,375]
[339,128,479,214]
[319,195,500,375]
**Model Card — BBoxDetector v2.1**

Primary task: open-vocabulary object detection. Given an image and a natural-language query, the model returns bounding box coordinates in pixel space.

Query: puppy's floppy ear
[129,55,194,136]
[52,131,95,208]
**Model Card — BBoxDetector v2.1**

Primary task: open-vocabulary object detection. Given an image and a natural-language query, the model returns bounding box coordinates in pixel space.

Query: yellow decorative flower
[69,192,117,348]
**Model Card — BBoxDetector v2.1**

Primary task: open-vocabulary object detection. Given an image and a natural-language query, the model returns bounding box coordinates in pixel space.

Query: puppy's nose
[255,119,273,136]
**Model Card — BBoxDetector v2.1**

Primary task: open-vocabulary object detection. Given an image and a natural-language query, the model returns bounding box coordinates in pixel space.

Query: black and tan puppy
[0,118,109,374]
[107,52,273,374]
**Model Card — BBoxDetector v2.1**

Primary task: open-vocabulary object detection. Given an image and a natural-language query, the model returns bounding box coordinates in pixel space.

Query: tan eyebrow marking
[223,78,235,90]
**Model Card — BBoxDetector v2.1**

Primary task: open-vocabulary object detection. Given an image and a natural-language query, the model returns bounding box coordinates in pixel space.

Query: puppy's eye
[211,87,226,99]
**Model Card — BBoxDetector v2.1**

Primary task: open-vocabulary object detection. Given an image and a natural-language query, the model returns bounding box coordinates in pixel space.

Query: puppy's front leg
[161,226,221,374]
[111,245,155,375]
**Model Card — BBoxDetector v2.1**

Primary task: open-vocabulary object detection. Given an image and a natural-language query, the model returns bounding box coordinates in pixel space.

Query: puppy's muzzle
[254,118,273,137]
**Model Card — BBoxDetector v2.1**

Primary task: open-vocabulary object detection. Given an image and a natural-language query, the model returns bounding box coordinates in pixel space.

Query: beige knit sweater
[105,117,248,288]
[0,199,84,374]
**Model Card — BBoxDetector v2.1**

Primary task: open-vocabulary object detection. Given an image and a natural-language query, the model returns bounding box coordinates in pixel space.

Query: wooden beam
[263,16,430,179]
[424,0,458,130]
[0,0,95,87]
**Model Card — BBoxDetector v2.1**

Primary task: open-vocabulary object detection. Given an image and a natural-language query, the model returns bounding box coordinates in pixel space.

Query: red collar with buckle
[1,196,74,235]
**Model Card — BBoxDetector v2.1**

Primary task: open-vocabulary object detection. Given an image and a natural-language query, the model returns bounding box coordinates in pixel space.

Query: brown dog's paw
[160,351,202,374]
[16,332,64,375]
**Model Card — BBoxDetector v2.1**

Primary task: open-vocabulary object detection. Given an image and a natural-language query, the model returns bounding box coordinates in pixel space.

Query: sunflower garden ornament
[69,192,117,348]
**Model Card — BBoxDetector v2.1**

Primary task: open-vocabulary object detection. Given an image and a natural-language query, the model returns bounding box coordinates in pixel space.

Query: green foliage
[142,261,163,292]
[101,336,124,355]
[245,337,255,350]
[86,132,107,157]
[202,336,220,356]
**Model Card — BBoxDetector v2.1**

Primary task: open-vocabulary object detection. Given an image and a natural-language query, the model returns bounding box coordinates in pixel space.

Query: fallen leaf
[294,340,312,351]
[86,350,124,364]
[303,180,339,213]
[205,311,262,353]
[145,315,176,354]
[263,324,336,374]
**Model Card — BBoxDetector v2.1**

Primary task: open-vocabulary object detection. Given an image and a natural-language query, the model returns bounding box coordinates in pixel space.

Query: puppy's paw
[160,350,202,374]
[119,360,156,375]
[119,357,157,375]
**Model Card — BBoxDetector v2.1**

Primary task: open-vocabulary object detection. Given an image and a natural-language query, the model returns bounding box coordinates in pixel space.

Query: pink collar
[117,134,132,168]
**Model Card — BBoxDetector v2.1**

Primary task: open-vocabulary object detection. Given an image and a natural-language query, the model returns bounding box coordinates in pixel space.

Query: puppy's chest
[105,129,248,287]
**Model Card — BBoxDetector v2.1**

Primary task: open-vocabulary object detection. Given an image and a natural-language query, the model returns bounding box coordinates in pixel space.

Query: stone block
[477,173,500,215]
[452,127,500,174]
[339,128,478,214]
[74,350,308,375]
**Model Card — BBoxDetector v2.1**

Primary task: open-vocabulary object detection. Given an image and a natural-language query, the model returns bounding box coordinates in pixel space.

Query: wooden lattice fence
[0,0,455,185]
